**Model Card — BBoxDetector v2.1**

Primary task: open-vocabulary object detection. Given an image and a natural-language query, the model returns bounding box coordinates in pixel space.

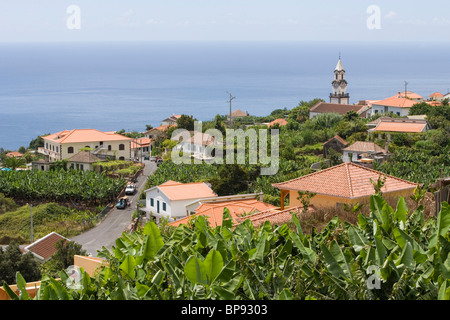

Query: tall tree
[176,114,196,131]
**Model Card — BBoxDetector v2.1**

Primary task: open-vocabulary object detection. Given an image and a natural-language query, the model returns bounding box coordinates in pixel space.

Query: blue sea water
[0,41,449,151]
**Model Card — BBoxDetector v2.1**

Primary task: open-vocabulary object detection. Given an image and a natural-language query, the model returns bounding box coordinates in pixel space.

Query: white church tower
[330,57,349,105]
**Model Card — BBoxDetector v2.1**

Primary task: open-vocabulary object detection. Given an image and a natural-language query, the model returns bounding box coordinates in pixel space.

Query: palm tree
[2,156,26,170]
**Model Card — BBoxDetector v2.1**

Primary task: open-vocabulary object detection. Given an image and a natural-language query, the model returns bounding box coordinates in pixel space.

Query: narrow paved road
[71,160,156,257]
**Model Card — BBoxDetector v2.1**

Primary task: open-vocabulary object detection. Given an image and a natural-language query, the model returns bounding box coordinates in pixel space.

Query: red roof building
[23,232,69,262]
[273,162,417,210]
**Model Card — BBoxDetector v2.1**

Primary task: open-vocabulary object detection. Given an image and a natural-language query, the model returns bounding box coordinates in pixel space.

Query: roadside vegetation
[0,169,125,207]
[5,193,450,300]
[0,201,104,244]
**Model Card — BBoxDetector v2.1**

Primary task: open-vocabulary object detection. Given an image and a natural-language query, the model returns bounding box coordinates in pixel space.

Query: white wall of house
[174,142,211,159]
[342,151,363,163]
[145,188,172,219]
[371,105,410,117]
[145,187,218,221]
[41,140,131,161]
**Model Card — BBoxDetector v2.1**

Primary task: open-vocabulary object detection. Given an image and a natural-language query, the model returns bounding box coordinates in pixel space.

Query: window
[119,144,125,151]
[162,202,167,211]
[46,143,48,149]
[119,156,125,160]
[150,198,154,207]
[56,146,59,153]
[68,146,74,154]
[108,145,112,151]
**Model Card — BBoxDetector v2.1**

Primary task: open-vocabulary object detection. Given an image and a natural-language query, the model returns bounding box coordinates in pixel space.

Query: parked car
[125,184,136,195]
[156,159,164,166]
[116,197,128,209]
[144,155,150,160]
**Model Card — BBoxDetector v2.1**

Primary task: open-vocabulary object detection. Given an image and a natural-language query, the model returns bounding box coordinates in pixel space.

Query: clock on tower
[330,57,350,105]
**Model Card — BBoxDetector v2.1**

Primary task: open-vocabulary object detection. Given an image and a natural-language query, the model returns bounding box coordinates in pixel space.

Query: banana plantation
[5,194,450,300]
[0,169,126,206]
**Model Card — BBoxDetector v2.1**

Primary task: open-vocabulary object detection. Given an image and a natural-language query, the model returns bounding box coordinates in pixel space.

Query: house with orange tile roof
[39,129,132,162]
[267,118,288,127]
[169,194,278,228]
[23,232,69,262]
[161,114,181,126]
[370,96,418,117]
[143,125,174,139]
[5,151,24,158]
[131,137,152,160]
[389,91,423,102]
[144,180,218,222]
[368,117,430,134]
[428,92,444,101]
[273,162,417,210]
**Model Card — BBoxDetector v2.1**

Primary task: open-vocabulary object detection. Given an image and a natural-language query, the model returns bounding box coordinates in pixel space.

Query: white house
[144,180,218,222]
[342,141,387,163]
[370,96,417,117]
[171,131,221,160]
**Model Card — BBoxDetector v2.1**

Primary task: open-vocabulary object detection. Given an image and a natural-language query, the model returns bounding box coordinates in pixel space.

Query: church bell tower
[330,57,349,104]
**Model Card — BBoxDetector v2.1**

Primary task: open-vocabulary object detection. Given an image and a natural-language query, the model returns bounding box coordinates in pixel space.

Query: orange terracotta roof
[389,91,423,100]
[373,97,417,108]
[169,199,277,227]
[5,151,23,158]
[343,141,386,153]
[23,232,69,260]
[131,137,152,149]
[43,129,132,144]
[273,162,417,199]
[159,180,183,186]
[426,101,442,106]
[233,206,315,228]
[372,121,428,133]
[268,118,288,127]
[231,109,249,117]
[157,181,217,201]
[429,92,443,98]
[146,125,174,134]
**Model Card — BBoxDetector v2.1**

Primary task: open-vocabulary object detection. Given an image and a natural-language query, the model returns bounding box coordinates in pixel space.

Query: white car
[125,184,136,195]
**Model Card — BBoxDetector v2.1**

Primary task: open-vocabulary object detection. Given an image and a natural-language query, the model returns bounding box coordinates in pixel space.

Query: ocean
[0,41,449,151]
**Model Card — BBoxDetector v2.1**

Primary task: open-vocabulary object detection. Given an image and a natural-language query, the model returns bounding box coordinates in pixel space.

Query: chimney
[259,192,264,202]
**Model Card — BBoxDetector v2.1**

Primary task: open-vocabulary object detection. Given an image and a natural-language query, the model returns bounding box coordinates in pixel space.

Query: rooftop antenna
[227,91,235,127]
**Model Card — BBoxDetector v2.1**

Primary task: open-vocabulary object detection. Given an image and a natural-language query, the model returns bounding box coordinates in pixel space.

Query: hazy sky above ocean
[0,0,449,42]
[0,1,449,150]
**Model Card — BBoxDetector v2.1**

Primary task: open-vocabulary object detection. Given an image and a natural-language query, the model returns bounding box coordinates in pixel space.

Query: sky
[0,0,449,42]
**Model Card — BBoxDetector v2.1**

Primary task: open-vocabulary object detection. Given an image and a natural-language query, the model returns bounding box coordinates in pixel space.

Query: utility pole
[227,91,235,127]
[29,204,34,243]
[404,81,408,99]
